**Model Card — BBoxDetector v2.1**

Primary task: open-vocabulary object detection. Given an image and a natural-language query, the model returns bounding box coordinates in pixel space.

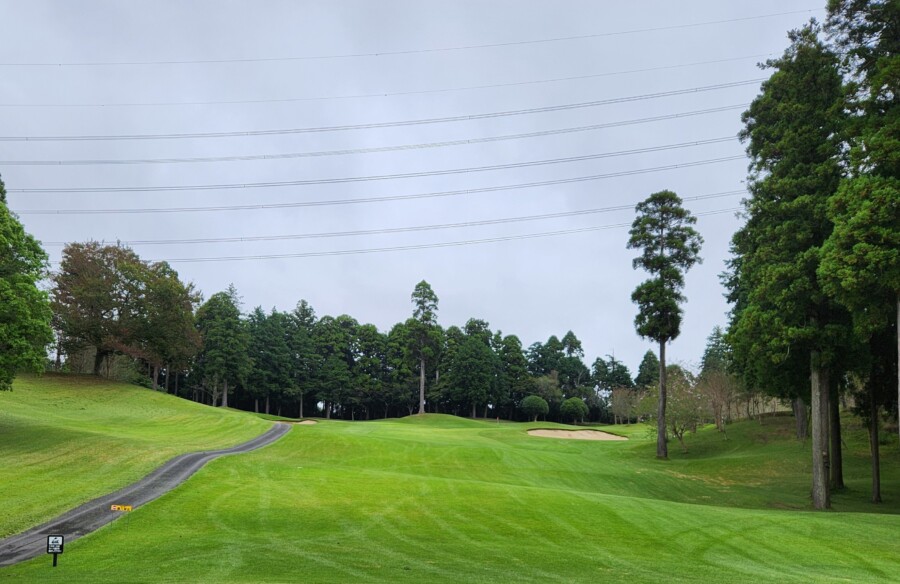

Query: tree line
[723,3,898,509]
[41,238,676,422]
[621,1,897,509]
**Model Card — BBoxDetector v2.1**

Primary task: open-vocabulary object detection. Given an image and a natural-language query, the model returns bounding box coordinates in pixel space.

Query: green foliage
[496,334,533,410]
[593,355,634,390]
[820,175,899,335]
[526,335,563,376]
[520,394,549,421]
[634,350,660,388]
[627,190,703,344]
[409,280,440,413]
[51,242,199,381]
[559,396,589,423]
[195,287,251,403]
[0,177,52,390]
[247,307,294,408]
[287,300,321,413]
[700,326,729,377]
[51,242,143,373]
[827,0,900,178]
[727,23,852,395]
[628,189,702,458]
[560,330,584,357]
[133,262,201,385]
[446,333,496,416]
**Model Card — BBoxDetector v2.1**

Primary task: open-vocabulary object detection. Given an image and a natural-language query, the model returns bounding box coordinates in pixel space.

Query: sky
[0,1,826,374]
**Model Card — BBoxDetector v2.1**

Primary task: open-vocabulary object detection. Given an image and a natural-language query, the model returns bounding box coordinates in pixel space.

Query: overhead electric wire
[8,139,742,194]
[1,8,819,66]
[41,191,745,247]
[0,109,745,166]
[50,208,737,265]
[0,80,761,142]
[0,54,771,108]
[12,158,746,213]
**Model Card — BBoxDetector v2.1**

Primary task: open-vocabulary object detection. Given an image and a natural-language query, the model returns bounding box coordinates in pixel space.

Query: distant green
[2,379,898,583]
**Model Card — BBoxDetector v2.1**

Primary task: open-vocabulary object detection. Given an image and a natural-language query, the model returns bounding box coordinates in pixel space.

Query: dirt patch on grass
[292,420,318,425]
[527,429,627,441]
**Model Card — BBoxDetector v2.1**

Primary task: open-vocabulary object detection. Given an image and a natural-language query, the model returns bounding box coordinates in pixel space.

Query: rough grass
[0,374,271,537]
[2,401,898,583]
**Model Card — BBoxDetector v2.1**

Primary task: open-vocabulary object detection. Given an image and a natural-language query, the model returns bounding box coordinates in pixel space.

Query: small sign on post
[110,504,133,512]
[47,534,64,567]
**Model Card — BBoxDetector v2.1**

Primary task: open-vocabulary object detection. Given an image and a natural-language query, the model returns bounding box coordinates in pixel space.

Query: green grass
[2,400,898,583]
[0,373,271,537]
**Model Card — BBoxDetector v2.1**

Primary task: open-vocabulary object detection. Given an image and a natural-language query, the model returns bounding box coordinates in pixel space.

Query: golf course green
[2,375,898,582]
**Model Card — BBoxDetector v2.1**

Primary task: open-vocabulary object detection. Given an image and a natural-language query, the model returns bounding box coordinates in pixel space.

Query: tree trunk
[868,384,882,504]
[300,394,305,418]
[418,357,426,414]
[151,364,159,391]
[326,402,331,419]
[265,394,270,415]
[254,399,258,413]
[676,432,687,453]
[164,364,171,394]
[54,335,63,371]
[483,405,489,419]
[174,373,179,397]
[896,294,899,442]
[471,402,476,418]
[810,356,830,510]
[657,341,668,459]
[92,350,105,376]
[829,387,844,490]
[222,379,229,408]
[793,396,808,440]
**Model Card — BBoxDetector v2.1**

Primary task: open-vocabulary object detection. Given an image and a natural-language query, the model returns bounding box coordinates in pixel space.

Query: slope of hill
[0,374,271,538]
[3,405,897,583]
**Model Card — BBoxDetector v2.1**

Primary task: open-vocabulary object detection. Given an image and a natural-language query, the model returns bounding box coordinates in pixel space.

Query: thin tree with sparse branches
[627,190,703,459]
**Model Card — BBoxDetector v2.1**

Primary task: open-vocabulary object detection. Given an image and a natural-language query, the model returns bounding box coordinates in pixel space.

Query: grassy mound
[0,374,271,537]
[3,410,897,582]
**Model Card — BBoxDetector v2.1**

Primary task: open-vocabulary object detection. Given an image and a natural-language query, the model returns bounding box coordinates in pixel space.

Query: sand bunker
[527,429,627,441]
[292,420,318,425]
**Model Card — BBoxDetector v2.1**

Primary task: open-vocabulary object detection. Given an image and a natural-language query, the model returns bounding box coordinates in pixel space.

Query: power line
[0,111,745,166]
[8,140,742,194]
[49,208,738,265]
[0,80,761,142]
[0,54,771,108]
[12,158,746,213]
[41,191,744,247]
[2,8,819,66]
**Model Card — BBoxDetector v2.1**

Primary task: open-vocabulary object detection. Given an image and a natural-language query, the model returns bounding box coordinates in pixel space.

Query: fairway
[2,401,898,583]
[0,374,271,538]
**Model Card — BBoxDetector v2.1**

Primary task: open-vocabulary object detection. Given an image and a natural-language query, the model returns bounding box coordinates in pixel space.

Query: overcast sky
[0,1,825,374]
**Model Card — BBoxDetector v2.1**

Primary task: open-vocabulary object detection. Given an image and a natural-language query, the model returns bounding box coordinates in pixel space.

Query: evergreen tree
[195,286,251,407]
[634,350,660,389]
[727,24,852,509]
[825,0,900,438]
[410,281,439,414]
[627,190,703,459]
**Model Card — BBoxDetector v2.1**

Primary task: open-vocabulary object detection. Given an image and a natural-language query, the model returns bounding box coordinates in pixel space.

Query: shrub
[521,395,549,422]
[560,397,589,424]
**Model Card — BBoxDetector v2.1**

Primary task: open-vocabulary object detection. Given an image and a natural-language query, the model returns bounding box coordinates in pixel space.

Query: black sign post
[47,535,64,567]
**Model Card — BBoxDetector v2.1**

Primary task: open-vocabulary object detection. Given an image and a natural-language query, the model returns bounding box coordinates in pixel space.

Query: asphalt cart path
[0,422,290,566]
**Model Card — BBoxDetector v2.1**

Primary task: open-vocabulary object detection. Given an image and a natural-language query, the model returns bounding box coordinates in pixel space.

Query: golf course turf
[1,375,899,582]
